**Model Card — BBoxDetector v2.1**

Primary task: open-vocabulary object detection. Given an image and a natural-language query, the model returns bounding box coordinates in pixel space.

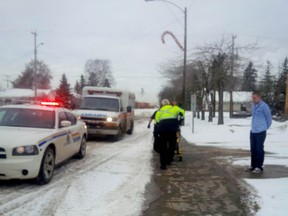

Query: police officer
[155,99,182,170]
[172,101,185,126]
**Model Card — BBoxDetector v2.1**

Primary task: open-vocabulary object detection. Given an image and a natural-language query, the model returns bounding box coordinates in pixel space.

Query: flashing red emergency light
[40,101,60,107]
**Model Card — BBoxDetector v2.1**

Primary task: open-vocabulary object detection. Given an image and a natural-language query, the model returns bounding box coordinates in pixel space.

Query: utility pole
[4,75,10,89]
[145,0,188,109]
[285,75,288,115]
[229,35,237,118]
[31,31,38,101]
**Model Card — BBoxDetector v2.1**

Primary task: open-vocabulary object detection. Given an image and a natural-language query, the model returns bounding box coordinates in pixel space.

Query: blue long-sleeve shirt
[251,100,272,133]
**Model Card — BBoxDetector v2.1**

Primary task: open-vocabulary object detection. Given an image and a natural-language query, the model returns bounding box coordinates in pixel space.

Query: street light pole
[145,0,187,109]
[31,31,44,101]
[183,7,187,109]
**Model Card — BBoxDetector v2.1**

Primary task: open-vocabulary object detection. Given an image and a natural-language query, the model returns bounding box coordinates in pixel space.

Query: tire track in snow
[0,120,152,215]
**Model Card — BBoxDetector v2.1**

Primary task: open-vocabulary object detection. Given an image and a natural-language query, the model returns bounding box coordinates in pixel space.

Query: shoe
[160,165,167,170]
[245,167,255,172]
[252,168,263,174]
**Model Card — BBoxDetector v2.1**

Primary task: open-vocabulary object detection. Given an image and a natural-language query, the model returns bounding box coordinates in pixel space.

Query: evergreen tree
[242,61,257,91]
[12,60,52,89]
[259,61,276,106]
[74,81,81,94]
[80,74,86,90]
[55,74,72,108]
[104,78,111,87]
[276,57,288,94]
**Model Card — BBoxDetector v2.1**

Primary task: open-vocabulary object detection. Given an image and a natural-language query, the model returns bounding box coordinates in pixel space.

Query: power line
[0,50,32,68]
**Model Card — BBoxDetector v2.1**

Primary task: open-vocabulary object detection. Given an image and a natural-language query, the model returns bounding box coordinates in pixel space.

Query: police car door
[57,111,74,161]
[64,111,81,154]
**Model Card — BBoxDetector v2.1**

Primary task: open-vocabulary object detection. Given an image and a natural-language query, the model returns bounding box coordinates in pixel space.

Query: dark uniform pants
[250,131,266,169]
[159,132,177,167]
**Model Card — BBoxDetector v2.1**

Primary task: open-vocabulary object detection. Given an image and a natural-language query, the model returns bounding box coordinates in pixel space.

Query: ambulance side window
[58,111,68,128]
[65,112,77,126]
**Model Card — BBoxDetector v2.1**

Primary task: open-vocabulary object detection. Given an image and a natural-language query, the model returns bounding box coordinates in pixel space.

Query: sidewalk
[142,140,260,216]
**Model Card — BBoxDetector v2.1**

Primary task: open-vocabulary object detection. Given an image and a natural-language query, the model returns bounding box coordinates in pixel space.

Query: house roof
[0,88,51,99]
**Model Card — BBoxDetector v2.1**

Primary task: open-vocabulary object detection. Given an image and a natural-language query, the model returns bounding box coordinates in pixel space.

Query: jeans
[250,131,267,169]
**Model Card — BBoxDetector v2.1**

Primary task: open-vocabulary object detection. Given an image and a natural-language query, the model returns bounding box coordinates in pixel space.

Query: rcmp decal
[38,131,81,147]
[38,132,68,147]
[71,132,81,142]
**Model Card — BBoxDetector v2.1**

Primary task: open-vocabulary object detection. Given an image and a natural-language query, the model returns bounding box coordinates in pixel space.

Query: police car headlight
[107,117,113,122]
[13,145,39,156]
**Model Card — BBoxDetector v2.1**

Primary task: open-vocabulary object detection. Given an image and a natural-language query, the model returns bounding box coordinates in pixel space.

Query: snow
[181,111,288,216]
[134,108,156,118]
[0,116,153,216]
[182,112,288,157]
[245,178,288,216]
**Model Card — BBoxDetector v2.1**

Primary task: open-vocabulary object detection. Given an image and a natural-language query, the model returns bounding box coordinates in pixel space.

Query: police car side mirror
[61,120,72,128]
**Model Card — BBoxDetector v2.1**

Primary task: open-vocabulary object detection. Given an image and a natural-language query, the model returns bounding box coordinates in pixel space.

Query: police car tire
[77,136,87,159]
[36,147,55,185]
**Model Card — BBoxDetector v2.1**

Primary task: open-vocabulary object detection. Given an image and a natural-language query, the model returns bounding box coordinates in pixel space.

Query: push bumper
[87,127,118,135]
[0,155,42,180]
[84,121,119,136]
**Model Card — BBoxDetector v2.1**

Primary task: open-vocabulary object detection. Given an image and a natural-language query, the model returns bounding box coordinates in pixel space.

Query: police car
[0,102,87,184]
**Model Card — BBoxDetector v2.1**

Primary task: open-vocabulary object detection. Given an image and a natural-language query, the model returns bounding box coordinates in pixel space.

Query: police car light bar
[40,101,60,107]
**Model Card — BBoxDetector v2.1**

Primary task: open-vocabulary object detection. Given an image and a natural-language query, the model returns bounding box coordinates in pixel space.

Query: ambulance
[75,87,135,140]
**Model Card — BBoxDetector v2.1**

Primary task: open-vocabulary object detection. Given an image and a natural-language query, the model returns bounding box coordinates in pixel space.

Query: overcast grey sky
[0,0,287,103]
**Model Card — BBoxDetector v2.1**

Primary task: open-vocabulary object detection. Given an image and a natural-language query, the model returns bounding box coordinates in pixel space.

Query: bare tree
[84,59,115,87]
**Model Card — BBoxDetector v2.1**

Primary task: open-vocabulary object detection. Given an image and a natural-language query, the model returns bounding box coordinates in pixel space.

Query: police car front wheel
[76,136,87,159]
[36,147,55,185]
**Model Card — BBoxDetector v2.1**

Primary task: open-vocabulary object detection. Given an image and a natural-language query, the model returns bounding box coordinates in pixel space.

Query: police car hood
[0,127,54,148]
[75,109,118,119]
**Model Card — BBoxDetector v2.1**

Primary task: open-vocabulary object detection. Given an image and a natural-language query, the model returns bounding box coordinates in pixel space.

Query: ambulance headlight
[106,117,113,122]
[13,145,39,156]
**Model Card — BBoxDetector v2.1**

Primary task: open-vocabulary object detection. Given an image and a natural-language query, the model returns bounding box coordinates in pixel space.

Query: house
[0,88,51,105]
[215,91,252,112]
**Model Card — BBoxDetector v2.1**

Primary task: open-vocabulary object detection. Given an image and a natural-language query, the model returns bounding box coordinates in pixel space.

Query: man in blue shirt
[248,91,272,173]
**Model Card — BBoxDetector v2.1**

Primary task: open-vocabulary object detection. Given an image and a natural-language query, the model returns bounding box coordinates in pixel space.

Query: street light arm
[145,0,185,13]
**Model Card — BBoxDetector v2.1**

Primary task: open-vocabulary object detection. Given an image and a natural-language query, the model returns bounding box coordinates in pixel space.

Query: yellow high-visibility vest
[155,105,181,123]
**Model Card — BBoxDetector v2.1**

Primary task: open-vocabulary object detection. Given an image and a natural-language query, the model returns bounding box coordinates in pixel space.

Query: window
[65,112,77,125]
[79,97,120,112]
[58,111,68,128]
[0,108,55,129]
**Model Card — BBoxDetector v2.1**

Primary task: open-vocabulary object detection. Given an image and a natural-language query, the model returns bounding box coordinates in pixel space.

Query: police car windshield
[79,97,119,112]
[0,108,55,129]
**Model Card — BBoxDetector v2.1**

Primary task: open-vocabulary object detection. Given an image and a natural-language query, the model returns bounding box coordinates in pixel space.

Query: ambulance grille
[81,117,106,121]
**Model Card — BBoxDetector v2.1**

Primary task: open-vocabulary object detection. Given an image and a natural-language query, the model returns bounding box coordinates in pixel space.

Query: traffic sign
[191,94,197,112]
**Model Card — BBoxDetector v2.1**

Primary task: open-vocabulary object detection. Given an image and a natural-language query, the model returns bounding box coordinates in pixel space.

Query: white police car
[0,102,87,184]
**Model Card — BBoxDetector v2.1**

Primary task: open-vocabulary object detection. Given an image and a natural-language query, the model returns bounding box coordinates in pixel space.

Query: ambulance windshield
[79,97,120,112]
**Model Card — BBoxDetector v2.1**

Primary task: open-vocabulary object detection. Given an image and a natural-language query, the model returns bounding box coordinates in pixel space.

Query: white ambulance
[75,87,135,140]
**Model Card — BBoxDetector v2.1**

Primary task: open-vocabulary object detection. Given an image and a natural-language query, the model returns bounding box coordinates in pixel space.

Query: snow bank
[182,111,288,158]
[181,111,288,215]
